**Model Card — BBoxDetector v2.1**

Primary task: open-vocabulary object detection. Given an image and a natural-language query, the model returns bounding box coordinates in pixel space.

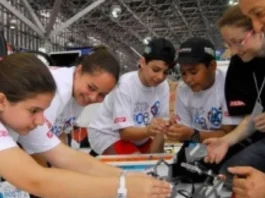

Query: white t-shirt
[46,67,83,137]
[88,71,169,154]
[0,119,60,155]
[0,122,17,151]
[175,68,242,131]
[19,67,83,154]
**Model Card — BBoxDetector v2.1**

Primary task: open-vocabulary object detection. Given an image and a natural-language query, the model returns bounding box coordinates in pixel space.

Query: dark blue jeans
[220,133,265,188]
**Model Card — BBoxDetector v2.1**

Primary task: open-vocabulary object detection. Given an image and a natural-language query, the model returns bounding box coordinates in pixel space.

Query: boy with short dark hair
[166,37,242,142]
[89,38,176,155]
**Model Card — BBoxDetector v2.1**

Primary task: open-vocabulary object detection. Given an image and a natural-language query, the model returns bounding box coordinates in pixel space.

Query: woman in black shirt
[204,5,265,187]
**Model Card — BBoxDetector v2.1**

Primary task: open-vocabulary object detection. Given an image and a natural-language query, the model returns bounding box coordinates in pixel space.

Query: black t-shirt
[225,55,265,116]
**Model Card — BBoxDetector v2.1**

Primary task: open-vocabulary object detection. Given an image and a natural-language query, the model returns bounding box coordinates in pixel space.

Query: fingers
[255,120,265,131]
[206,153,224,164]
[204,155,216,164]
[228,166,254,176]
[254,113,265,122]
[233,177,246,188]
[164,121,171,127]
[151,180,172,197]
[203,138,216,145]
[204,154,217,164]
[152,119,167,132]
[254,113,265,132]
[232,187,248,198]
[169,115,177,125]
[204,149,224,164]
[232,177,248,198]
[165,130,181,141]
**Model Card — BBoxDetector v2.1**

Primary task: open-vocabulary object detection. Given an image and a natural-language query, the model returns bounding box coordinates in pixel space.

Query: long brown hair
[218,5,252,31]
[79,45,120,82]
[0,53,56,102]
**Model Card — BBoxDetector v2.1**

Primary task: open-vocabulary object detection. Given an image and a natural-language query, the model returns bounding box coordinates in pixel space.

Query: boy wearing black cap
[166,37,242,143]
[88,38,176,155]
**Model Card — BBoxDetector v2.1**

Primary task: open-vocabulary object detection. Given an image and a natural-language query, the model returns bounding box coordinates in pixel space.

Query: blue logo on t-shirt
[51,116,76,136]
[135,112,150,125]
[135,113,143,125]
[151,101,160,117]
[208,107,222,127]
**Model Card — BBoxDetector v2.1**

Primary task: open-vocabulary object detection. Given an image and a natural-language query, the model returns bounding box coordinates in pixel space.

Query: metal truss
[1,0,230,71]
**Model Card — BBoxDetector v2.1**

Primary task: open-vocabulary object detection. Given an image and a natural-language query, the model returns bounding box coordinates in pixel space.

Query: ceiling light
[9,18,17,30]
[143,37,152,45]
[38,47,46,53]
[111,5,122,19]
[66,42,74,47]
[229,0,238,6]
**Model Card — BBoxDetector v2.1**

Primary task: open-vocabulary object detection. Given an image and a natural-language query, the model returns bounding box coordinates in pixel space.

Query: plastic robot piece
[153,158,171,180]
[193,177,225,198]
[185,143,208,163]
[180,162,226,198]
[146,158,172,181]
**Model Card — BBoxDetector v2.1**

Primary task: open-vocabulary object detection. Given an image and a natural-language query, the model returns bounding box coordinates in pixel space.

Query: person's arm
[166,123,235,142]
[197,125,235,141]
[168,84,240,142]
[120,127,150,141]
[228,166,265,198]
[168,86,233,141]
[149,133,164,153]
[0,147,121,198]
[17,121,171,197]
[19,122,122,177]
[222,115,252,146]
[39,143,122,177]
[109,87,150,141]
[198,97,243,141]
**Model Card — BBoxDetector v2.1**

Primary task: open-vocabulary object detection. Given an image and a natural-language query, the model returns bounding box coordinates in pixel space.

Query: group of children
[0,1,265,197]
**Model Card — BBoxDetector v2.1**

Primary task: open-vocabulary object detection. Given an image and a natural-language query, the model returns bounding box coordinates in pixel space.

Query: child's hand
[147,118,168,136]
[165,124,193,142]
[229,166,265,198]
[169,115,178,125]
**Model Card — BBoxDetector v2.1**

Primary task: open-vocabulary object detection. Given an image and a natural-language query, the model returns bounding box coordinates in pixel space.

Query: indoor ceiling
[4,0,233,70]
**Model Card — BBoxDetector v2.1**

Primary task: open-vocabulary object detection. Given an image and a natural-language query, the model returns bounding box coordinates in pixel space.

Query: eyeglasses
[225,30,254,49]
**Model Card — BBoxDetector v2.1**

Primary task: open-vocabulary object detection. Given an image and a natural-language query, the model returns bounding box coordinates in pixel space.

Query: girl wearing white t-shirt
[0,53,171,198]
[50,46,120,140]
[89,38,176,155]
[31,46,121,165]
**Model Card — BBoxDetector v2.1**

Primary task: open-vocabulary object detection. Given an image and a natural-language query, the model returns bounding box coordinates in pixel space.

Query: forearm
[67,151,122,177]
[31,168,119,198]
[199,130,229,142]
[32,154,49,167]
[49,145,122,177]
[149,134,164,153]
[0,148,120,198]
[58,132,68,145]
[222,116,253,146]
[120,127,149,141]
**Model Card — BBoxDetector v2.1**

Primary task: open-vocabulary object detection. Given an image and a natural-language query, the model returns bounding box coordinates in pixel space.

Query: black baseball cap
[177,37,216,65]
[143,38,176,68]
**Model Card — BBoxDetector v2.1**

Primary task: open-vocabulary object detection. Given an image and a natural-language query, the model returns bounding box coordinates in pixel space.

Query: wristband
[117,171,127,198]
